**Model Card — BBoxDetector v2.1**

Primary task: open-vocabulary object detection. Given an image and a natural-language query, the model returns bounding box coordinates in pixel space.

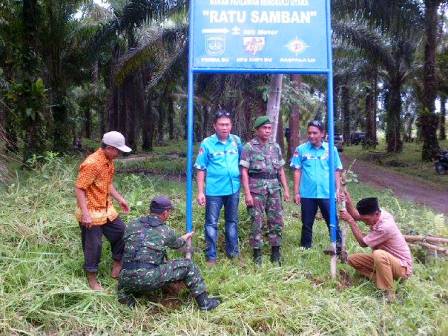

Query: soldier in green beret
[117,196,220,310]
[240,116,290,265]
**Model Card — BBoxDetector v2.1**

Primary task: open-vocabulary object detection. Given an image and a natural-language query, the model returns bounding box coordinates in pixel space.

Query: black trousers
[80,217,126,273]
[300,198,342,248]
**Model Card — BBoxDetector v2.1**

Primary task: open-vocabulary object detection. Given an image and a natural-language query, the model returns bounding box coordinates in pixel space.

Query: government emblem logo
[286,38,309,55]
[243,36,265,55]
[205,35,226,56]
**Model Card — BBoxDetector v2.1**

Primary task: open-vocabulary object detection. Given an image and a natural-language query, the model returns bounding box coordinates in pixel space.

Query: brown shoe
[111,260,122,279]
[87,272,103,291]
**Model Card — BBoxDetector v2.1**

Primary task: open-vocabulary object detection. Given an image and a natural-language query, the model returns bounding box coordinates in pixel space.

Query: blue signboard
[191,0,329,71]
[187,1,338,273]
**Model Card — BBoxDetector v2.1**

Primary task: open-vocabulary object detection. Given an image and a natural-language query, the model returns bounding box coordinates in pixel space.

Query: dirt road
[342,155,448,215]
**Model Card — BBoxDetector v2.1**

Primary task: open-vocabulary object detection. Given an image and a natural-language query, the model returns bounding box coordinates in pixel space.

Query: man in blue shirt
[194,110,242,265]
[290,120,343,251]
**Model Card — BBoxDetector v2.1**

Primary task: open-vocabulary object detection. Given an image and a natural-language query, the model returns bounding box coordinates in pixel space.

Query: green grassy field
[343,139,448,189]
[0,152,447,335]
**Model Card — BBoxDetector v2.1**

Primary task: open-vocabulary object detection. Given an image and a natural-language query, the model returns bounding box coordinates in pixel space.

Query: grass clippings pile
[0,154,447,335]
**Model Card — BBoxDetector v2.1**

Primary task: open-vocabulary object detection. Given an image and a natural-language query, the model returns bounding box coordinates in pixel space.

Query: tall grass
[0,154,446,335]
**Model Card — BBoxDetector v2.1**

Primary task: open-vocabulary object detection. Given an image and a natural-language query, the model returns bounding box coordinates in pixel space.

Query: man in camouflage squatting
[118,196,220,310]
[240,116,290,265]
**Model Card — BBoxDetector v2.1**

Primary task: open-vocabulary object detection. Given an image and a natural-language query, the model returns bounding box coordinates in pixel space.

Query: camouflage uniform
[240,137,286,249]
[118,215,206,302]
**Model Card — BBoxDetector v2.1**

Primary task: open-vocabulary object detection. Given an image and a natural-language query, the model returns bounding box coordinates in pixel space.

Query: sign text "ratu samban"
[203,10,317,24]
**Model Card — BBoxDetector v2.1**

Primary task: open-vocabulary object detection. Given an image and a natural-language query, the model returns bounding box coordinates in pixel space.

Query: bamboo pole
[404,235,448,245]
[185,237,192,260]
[338,171,349,263]
[409,242,448,255]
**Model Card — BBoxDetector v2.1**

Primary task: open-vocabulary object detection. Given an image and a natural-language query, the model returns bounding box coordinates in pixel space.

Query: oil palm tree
[333,0,424,152]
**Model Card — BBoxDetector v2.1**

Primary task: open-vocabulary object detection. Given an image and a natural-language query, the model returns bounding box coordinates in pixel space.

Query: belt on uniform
[122,262,158,270]
[249,172,278,179]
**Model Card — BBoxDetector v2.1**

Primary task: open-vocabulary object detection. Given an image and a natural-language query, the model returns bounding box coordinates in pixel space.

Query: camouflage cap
[254,116,271,129]
[150,195,173,213]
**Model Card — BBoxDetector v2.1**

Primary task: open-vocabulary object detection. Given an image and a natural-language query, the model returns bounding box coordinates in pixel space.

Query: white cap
[102,131,132,153]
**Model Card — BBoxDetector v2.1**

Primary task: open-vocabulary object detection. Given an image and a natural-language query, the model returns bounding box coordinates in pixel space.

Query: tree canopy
[0,0,447,162]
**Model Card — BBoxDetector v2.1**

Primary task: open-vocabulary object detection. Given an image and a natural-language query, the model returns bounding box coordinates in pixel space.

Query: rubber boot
[195,292,221,311]
[117,285,136,308]
[270,246,281,266]
[253,249,262,266]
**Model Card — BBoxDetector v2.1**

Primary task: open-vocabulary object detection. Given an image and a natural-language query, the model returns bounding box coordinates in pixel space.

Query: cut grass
[0,154,446,335]
[343,139,448,189]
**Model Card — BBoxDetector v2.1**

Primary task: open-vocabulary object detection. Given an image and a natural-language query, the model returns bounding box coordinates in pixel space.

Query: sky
[74,0,110,19]
[93,0,110,8]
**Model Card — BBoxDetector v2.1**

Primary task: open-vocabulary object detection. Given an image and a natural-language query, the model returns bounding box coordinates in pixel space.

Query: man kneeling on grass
[339,192,413,302]
[117,196,220,311]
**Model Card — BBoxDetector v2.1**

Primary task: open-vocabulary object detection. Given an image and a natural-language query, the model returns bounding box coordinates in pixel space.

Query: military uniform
[118,215,206,303]
[240,138,286,249]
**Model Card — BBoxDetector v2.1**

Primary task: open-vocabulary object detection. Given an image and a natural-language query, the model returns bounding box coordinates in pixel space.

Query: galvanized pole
[326,0,338,279]
[185,0,195,259]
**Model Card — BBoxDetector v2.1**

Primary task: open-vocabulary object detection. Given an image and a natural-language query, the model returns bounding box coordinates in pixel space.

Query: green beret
[254,116,271,129]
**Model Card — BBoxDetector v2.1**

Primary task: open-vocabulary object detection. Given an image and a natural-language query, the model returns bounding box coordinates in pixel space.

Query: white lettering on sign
[230,0,260,5]
[210,0,310,6]
[279,57,316,63]
[251,10,316,24]
[203,10,316,24]
[204,10,247,24]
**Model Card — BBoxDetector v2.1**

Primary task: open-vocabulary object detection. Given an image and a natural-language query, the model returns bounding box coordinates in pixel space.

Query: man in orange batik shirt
[75,131,131,290]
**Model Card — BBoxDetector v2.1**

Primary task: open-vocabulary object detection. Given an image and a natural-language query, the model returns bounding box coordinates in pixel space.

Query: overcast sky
[93,0,110,8]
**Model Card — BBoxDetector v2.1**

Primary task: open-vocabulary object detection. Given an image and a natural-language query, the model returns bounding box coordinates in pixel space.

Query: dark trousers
[80,217,126,273]
[300,198,342,248]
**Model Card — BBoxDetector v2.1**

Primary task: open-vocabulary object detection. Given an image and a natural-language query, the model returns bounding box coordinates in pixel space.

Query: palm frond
[113,23,187,85]
[333,20,396,73]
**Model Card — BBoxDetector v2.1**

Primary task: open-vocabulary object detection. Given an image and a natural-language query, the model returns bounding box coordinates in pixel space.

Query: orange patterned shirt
[75,148,118,225]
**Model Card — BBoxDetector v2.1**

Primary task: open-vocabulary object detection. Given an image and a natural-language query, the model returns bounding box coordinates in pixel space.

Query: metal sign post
[187,0,337,277]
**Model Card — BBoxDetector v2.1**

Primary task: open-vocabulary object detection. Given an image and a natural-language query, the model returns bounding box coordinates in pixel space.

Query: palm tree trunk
[202,105,210,140]
[342,84,351,145]
[288,74,301,161]
[118,80,128,136]
[386,78,403,153]
[158,99,166,145]
[373,72,378,144]
[21,0,47,161]
[168,95,175,140]
[276,110,285,154]
[266,74,283,141]
[333,77,340,128]
[421,0,441,161]
[440,95,446,140]
[142,96,154,151]
[365,85,376,148]
[84,106,91,139]
[108,86,119,131]
[108,46,121,132]
[126,73,139,150]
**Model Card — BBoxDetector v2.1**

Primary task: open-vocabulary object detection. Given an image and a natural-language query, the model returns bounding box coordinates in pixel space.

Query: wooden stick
[330,242,337,279]
[404,235,448,245]
[411,242,448,255]
[185,237,192,260]
[338,171,349,264]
